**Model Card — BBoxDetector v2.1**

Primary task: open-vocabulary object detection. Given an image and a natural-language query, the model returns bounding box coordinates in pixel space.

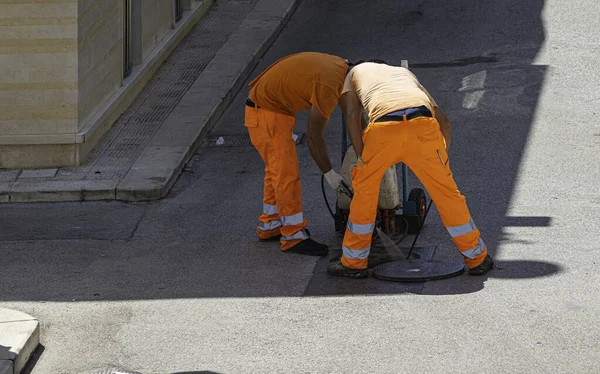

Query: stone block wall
[0,0,208,169]
[77,0,123,131]
[0,0,78,137]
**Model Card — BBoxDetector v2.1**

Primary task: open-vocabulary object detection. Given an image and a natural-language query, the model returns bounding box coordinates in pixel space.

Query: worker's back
[345,62,437,122]
[249,52,348,118]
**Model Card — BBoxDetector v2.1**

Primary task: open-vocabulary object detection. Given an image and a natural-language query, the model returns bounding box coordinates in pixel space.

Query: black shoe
[468,254,494,276]
[285,236,328,256]
[327,258,369,278]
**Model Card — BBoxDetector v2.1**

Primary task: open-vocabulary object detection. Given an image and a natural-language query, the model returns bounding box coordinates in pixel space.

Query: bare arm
[433,106,452,150]
[339,91,364,158]
[361,110,369,130]
[306,105,333,173]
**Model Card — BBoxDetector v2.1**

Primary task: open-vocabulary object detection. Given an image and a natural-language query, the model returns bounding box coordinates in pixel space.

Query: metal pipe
[341,113,348,164]
[402,163,408,203]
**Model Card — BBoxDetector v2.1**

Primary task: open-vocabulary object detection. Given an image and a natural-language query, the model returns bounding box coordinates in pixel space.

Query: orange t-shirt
[248,52,348,119]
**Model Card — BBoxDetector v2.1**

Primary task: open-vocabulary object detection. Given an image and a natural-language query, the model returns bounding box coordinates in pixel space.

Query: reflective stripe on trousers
[341,219,375,269]
[341,117,488,270]
[282,230,309,241]
[447,218,476,238]
[258,220,282,231]
[263,203,278,215]
[280,212,306,241]
[281,212,304,227]
[447,218,485,259]
[342,245,370,260]
[245,105,307,250]
[347,220,375,235]
[461,238,486,259]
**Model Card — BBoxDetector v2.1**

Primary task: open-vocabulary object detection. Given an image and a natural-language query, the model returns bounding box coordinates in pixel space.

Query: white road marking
[460,70,487,109]
[463,91,486,109]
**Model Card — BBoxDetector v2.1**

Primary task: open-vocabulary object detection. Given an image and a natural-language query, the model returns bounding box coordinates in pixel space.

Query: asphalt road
[2,0,600,373]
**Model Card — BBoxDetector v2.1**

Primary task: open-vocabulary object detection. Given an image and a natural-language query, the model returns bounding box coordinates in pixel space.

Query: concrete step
[0,308,40,374]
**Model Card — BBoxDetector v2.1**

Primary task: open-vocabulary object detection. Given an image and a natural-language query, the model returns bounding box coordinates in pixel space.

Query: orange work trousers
[244,105,308,250]
[342,116,487,270]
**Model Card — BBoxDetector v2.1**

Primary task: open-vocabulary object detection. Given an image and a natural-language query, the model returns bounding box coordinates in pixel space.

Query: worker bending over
[329,60,494,278]
[245,52,351,256]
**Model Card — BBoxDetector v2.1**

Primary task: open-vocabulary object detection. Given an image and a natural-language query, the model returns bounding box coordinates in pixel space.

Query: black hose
[321,175,336,220]
[406,200,434,259]
[394,215,409,246]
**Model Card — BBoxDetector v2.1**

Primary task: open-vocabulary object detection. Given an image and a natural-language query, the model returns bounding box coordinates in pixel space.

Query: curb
[0,0,301,203]
[0,308,40,374]
[1,0,301,203]
[115,0,302,202]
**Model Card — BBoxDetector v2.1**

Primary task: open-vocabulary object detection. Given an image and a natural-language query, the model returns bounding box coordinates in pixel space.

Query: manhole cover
[372,259,465,282]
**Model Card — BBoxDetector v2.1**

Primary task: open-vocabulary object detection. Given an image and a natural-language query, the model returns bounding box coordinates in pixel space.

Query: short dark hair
[348,59,387,67]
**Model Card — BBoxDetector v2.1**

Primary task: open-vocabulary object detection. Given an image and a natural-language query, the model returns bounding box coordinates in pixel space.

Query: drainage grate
[56,0,259,181]
[204,132,305,148]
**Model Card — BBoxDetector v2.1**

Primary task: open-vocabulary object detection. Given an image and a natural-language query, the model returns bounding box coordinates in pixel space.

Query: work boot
[327,258,369,278]
[468,254,495,276]
[285,232,328,256]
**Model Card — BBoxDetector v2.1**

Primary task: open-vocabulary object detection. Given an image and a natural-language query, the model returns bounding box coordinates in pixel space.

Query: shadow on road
[0,0,555,300]
[0,344,10,361]
[287,0,554,295]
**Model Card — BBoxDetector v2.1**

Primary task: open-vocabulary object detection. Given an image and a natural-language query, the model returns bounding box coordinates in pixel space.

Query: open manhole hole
[204,132,305,148]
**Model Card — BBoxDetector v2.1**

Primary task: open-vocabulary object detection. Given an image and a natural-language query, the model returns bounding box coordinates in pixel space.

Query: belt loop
[403,114,407,122]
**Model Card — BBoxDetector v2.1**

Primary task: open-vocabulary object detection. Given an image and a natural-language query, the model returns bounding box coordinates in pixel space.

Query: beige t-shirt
[342,63,438,122]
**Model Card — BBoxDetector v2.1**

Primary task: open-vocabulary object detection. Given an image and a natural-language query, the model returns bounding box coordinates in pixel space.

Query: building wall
[0,0,78,136]
[141,1,173,61]
[0,0,210,169]
[77,0,123,131]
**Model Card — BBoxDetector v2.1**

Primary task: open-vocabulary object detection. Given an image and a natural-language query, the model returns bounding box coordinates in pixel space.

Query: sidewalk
[0,0,300,204]
[0,308,39,374]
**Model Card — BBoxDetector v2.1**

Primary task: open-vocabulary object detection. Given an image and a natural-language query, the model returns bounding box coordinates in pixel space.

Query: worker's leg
[404,117,488,269]
[245,106,281,240]
[247,107,315,250]
[341,123,405,269]
[263,110,311,250]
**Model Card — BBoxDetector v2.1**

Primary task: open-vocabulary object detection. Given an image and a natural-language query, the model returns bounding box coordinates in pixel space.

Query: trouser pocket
[244,106,259,128]
[417,125,448,168]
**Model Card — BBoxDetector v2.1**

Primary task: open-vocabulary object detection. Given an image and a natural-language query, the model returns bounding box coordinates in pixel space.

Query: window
[123,0,133,78]
[175,0,183,22]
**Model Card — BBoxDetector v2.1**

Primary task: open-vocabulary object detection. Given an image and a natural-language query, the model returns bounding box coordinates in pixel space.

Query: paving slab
[19,169,57,179]
[116,146,190,201]
[0,0,301,203]
[0,308,39,374]
[8,179,119,202]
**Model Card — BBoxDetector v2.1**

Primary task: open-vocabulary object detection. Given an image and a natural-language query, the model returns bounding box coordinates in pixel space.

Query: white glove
[324,170,352,197]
